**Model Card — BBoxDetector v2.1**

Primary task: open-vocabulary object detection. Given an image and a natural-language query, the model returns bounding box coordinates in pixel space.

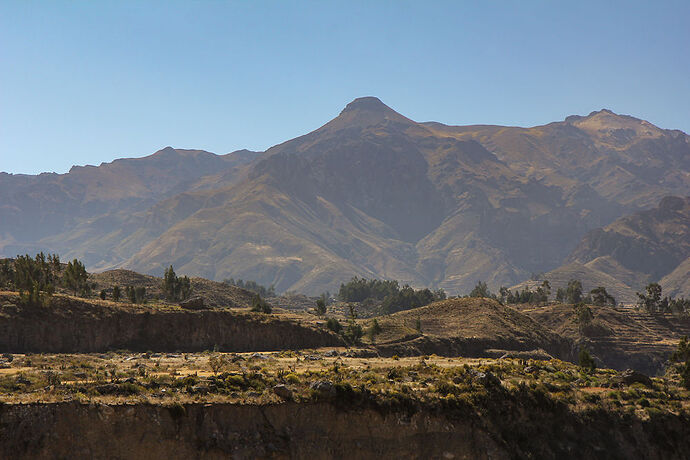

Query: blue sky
[1,1,689,174]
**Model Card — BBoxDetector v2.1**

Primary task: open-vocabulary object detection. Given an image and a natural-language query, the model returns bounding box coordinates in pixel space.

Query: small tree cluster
[637,283,690,314]
[589,286,616,306]
[224,278,276,297]
[499,280,551,305]
[555,280,584,304]
[9,253,64,306]
[63,259,89,296]
[125,286,146,304]
[338,277,402,302]
[162,266,192,302]
[338,276,444,314]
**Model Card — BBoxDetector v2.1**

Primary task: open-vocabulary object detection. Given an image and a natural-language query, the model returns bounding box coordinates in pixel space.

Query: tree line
[223,278,276,298]
[636,283,690,314]
[469,279,617,307]
[337,277,446,314]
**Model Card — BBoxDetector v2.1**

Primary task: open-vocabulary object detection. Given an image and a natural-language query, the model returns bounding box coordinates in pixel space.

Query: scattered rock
[619,369,653,387]
[310,380,336,398]
[250,353,272,360]
[191,384,210,395]
[273,384,293,400]
[324,350,339,357]
[180,296,205,309]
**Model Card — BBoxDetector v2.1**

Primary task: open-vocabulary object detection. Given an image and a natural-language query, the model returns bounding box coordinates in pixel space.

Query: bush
[326,318,342,333]
[251,294,272,313]
[578,348,596,373]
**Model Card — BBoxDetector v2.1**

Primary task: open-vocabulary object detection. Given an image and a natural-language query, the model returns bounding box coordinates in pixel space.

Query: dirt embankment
[374,298,575,362]
[0,294,343,353]
[1,400,688,460]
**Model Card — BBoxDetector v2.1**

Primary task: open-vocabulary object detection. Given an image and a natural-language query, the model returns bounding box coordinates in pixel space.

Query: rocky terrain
[2,98,688,295]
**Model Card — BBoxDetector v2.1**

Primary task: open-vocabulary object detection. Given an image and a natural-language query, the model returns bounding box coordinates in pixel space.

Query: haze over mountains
[2,97,689,295]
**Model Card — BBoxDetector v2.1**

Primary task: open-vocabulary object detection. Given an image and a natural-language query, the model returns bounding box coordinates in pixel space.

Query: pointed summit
[323,96,419,131]
[341,96,391,113]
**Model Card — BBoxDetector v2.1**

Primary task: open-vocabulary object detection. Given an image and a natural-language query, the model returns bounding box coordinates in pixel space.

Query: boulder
[310,380,336,398]
[619,369,653,387]
[273,384,293,400]
[180,296,205,309]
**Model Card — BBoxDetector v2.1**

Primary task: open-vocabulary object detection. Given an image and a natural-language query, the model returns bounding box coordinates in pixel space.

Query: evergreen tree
[63,259,88,296]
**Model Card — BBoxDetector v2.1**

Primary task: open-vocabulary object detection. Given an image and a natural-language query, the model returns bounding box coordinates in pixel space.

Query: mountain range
[2,97,689,295]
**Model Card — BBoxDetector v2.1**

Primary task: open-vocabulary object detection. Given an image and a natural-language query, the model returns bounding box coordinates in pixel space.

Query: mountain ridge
[1,98,688,294]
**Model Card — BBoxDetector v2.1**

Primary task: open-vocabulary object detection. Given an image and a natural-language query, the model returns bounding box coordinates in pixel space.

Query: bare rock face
[180,296,205,309]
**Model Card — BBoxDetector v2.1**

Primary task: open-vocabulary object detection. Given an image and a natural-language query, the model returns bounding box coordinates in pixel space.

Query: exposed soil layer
[1,400,688,460]
[0,293,343,353]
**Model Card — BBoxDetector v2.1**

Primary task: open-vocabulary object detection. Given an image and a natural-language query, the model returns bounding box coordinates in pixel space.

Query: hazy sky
[1,1,689,174]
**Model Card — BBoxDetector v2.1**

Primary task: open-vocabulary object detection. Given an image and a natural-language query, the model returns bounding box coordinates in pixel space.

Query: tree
[135,287,146,303]
[162,265,192,302]
[315,293,327,316]
[637,283,663,313]
[555,287,566,303]
[573,303,594,335]
[590,286,616,307]
[578,348,596,373]
[112,285,121,301]
[670,336,690,389]
[469,281,491,298]
[367,319,383,343]
[126,286,136,304]
[565,279,583,304]
[63,259,88,296]
[343,304,363,345]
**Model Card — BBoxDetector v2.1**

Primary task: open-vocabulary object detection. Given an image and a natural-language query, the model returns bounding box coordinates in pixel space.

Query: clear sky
[1,1,689,174]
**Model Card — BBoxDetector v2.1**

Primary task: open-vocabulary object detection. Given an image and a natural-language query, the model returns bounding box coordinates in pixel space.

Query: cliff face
[0,301,343,353]
[1,401,688,459]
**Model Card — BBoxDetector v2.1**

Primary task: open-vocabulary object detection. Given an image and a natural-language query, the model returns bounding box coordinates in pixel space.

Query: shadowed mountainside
[530,195,690,300]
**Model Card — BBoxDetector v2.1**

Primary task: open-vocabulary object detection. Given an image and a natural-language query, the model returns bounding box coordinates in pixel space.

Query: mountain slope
[0,148,259,266]
[563,196,690,296]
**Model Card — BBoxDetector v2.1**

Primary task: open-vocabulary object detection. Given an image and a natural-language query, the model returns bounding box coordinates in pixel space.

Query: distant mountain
[556,195,690,299]
[2,98,689,294]
[0,147,259,267]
